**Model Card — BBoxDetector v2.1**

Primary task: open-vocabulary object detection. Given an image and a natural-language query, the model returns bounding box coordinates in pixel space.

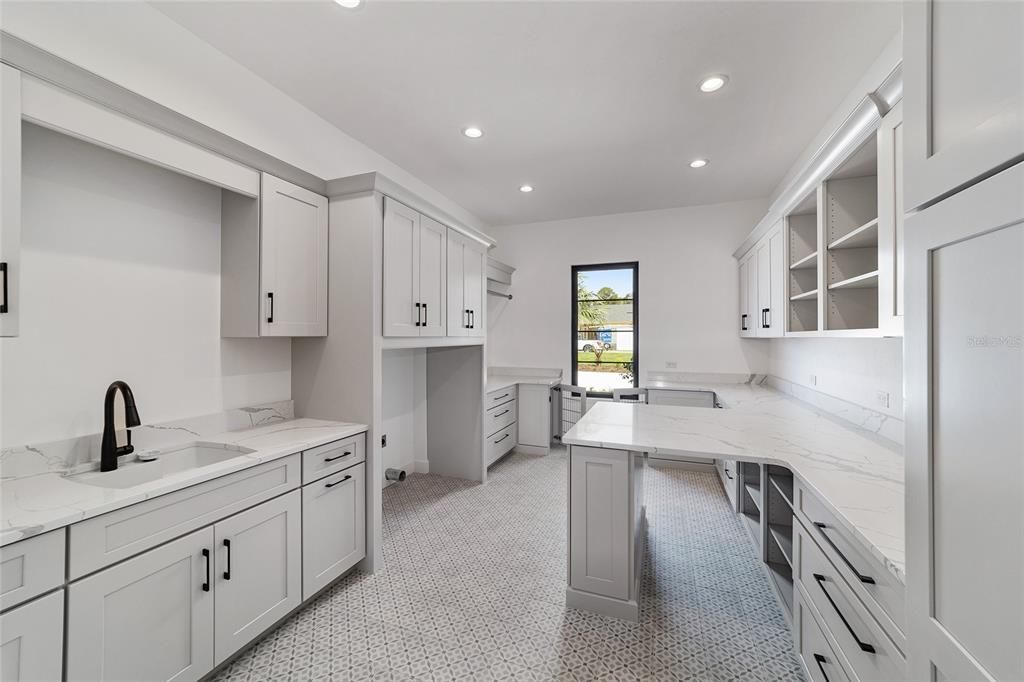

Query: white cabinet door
[569,445,631,600]
[517,384,551,451]
[768,226,785,337]
[878,103,904,337]
[417,215,447,336]
[463,240,485,337]
[738,255,755,337]
[383,197,421,337]
[746,250,759,338]
[67,527,215,682]
[446,231,468,336]
[0,65,21,338]
[753,224,784,338]
[904,0,1024,210]
[905,164,1024,682]
[214,490,302,665]
[260,173,328,337]
[302,463,366,600]
[0,591,63,682]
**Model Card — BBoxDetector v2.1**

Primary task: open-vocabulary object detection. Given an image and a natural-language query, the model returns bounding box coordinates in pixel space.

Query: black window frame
[571,261,639,397]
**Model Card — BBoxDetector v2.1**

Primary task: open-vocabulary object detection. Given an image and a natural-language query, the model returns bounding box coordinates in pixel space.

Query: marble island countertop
[1,418,368,547]
[564,382,905,582]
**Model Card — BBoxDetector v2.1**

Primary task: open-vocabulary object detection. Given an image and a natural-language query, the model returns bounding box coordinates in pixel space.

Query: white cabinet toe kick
[566,445,646,622]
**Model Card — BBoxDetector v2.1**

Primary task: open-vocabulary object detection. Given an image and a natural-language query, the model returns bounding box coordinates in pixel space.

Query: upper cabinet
[904,0,1024,210]
[447,229,486,338]
[222,173,328,338]
[0,65,21,338]
[736,221,784,338]
[382,197,447,337]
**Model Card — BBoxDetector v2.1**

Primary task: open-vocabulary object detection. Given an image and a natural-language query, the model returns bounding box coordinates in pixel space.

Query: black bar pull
[724,468,734,480]
[470,310,475,328]
[465,309,470,329]
[740,313,747,331]
[813,522,875,584]
[0,262,8,314]
[423,303,428,326]
[324,450,352,463]
[494,409,510,417]
[414,302,421,326]
[325,474,352,488]
[201,548,210,592]
[813,654,830,682]
[764,307,771,329]
[223,539,232,580]
[267,292,274,323]
[812,573,875,653]
[494,433,509,444]
[761,307,770,328]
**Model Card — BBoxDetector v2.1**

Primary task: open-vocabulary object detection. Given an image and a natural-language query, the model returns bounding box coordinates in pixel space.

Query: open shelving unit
[823,136,880,331]
[763,465,795,615]
[785,190,820,333]
[739,462,763,548]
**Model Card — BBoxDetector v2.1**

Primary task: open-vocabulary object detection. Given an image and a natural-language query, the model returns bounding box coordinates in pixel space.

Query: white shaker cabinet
[67,527,215,682]
[446,228,486,337]
[905,163,1024,682]
[383,197,447,336]
[737,222,784,338]
[302,463,366,600]
[738,255,754,337]
[260,173,329,337]
[0,591,64,682]
[213,490,302,665]
[903,0,1024,211]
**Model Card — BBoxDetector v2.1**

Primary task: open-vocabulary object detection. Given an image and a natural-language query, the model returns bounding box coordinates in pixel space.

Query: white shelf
[790,289,818,302]
[769,524,793,568]
[745,483,762,513]
[828,218,878,250]
[829,270,879,291]
[789,251,818,270]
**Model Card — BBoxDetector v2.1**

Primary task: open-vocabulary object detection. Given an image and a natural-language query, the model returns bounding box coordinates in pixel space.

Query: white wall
[1,124,291,446]
[0,1,485,233]
[486,200,770,380]
[769,337,903,418]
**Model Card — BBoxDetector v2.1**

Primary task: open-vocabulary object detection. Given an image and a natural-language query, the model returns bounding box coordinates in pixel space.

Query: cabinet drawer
[486,385,517,409]
[794,522,905,682]
[485,398,517,436]
[795,479,905,640]
[486,423,517,466]
[0,529,65,611]
[794,580,851,682]
[69,454,300,579]
[302,433,365,485]
[302,463,366,600]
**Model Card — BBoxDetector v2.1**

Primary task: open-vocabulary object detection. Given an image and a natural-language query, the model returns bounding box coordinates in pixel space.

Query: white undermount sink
[71,442,256,489]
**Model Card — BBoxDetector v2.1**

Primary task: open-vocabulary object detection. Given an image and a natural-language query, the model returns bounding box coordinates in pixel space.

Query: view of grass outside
[574,265,637,393]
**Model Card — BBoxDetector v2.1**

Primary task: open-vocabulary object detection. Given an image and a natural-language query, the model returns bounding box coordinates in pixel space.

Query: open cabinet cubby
[786,192,820,333]
[764,466,794,615]
[739,461,763,548]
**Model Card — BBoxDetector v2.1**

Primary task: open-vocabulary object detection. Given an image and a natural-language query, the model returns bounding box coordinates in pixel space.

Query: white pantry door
[383,197,421,336]
[259,173,328,337]
[904,162,1024,682]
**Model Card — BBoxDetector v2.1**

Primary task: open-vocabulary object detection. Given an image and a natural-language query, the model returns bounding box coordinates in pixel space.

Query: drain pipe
[385,468,407,482]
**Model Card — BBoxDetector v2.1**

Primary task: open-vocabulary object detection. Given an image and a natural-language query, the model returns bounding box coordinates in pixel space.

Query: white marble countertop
[564,382,906,582]
[1,418,368,547]
[486,374,562,393]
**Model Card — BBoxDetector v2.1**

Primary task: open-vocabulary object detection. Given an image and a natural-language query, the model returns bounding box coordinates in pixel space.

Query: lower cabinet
[67,490,303,681]
[794,583,850,682]
[716,459,739,510]
[302,463,366,600]
[0,591,64,682]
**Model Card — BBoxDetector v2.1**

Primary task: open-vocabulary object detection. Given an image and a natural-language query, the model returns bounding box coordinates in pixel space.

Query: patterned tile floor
[213,449,804,681]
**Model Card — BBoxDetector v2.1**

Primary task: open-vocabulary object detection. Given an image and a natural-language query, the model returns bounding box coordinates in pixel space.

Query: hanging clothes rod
[487,290,513,300]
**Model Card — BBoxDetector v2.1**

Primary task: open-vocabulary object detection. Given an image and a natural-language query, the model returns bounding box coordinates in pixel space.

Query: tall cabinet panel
[904,0,1024,210]
[67,528,215,682]
[260,173,329,337]
[382,197,421,336]
[905,163,1024,682]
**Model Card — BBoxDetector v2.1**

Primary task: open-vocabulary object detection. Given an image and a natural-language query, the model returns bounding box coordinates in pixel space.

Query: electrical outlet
[665,361,678,369]
[876,391,890,410]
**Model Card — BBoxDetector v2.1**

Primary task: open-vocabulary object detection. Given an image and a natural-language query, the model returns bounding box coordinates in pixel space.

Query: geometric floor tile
[211,448,805,681]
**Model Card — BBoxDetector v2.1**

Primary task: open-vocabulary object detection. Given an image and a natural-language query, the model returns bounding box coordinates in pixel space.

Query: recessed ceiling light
[335,0,361,7]
[519,184,534,193]
[689,159,708,169]
[463,127,484,139]
[698,75,728,93]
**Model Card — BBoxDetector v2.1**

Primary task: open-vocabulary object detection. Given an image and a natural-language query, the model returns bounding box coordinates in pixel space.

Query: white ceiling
[154,1,899,227]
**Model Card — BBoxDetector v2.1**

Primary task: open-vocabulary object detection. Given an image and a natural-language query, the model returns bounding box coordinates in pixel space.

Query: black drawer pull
[326,474,352,488]
[0,262,8,314]
[493,409,510,418]
[724,468,734,480]
[201,548,210,592]
[223,539,232,580]
[324,451,352,463]
[493,434,510,444]
[813,654,830,682]
[812,573,875,653]
[493,393,509,401]
[813,522,875,584]
[266,292,274,323]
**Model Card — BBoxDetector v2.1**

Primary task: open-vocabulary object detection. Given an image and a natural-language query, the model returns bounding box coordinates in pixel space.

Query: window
[572,262,638,396]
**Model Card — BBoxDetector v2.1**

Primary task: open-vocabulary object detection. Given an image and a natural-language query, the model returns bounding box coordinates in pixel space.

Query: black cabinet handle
[325,474,352,488]
[813,654,830,682]
[202,548,210,592]
[465,309,470,329]
[761,307,770,328]
[493,393,510,401]
[324,451,352,463]
[764,307,770,329]
[423,303,428,326]
[414,302,422,327]
[0,262,8,314]
[223,539,232,580]
[266,292,274,323]
[494,409,510,418]
[812,573,875,653]
[813,522,875,584]
[724,468,734,480]
[494,434,510,444]
[470,310,475,328]
[740,313,747,331]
